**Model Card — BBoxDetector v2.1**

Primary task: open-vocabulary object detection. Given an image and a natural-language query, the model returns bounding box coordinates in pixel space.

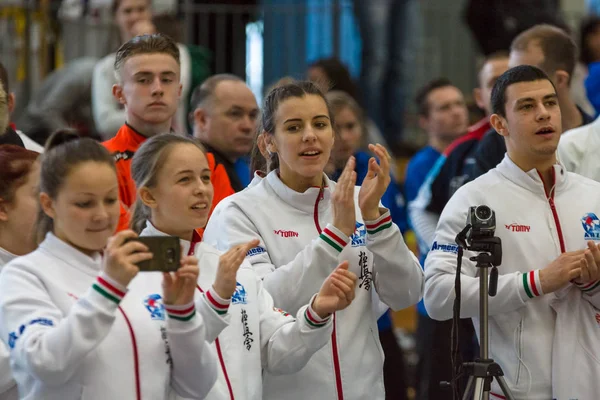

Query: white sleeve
[572,280,600,309]
[209,204,346,315]
[0,268,124,385]
[423,189,534,321]
[194,287,231,342]
[408,176,441,256]
[164,301,218,399]
[363,209,424,310]
[0,342,15,394]
[256,277,333,375]
[91,56,126,139]
[557,129,585,174]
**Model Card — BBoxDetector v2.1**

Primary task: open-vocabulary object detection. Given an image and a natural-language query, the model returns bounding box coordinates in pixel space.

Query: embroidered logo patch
[351,222,366,247]
[505,223,531,232]
[582,213,600,240]
[231,282,248,305]
[274,229,299,238]
[431,241,459,254]
[246,246,266,257]
[144,294,166,321]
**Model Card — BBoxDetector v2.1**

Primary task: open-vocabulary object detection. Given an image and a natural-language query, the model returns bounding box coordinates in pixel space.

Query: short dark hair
[308,57,359,102]
[189,74,244,113]
[579,16,600,65]
[491,65,556,117]
[511,24,577,81]
[414,78,453,117]
[114,33,180,80]
[0,61,9,93]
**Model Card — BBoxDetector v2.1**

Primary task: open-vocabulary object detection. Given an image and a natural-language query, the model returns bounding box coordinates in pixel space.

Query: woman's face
[332,106,363,166]
[42,161,120,255]
[269,94,335,191]
[114,0,152,42]
[145,144,214,240]
[2,162,40,254]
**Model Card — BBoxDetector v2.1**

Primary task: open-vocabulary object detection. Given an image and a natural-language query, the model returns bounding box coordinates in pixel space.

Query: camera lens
[475,205,492,221]
[166,249,174,264]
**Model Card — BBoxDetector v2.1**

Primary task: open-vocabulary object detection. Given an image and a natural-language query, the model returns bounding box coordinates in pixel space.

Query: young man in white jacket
[424,65,600,400]
[203,81,424,400]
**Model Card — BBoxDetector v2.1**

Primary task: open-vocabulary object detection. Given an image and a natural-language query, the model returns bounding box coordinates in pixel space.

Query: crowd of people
[2,1,600,400]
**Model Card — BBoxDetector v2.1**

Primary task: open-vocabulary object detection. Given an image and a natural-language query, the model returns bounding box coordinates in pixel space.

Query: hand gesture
[332,157,357,237]
[312,261,358,318]
[162,256,200,306]
[103,230,152,287]
[358,144,392,221]
[213,239,260,299]
[574,241,600,284]
[540,249,587,293]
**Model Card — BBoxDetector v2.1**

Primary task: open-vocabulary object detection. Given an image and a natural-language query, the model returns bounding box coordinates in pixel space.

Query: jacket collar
[38,232,103,277]
[265,170,334,215]
[140,221,202,257]
[0,246,17,267]
[589,115,600,146]
[495,154,568,197]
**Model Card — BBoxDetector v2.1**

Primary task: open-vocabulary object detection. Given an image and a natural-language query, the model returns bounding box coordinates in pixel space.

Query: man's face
[422,86,469,141]
[498,79,562,164]
[115,52,181,127]
[195,81,259,160]
[477,58,509,115]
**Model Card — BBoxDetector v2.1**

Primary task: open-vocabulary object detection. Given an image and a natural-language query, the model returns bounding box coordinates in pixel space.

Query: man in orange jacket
[102,33,234,232]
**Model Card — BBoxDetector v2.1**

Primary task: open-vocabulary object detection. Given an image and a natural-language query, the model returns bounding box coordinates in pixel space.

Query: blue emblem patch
[231,282,248,305]
[8,318,54,349]
[351,222,366,247]
[582,213,600,240]
[431,241,459,254]
[144,294,166,321]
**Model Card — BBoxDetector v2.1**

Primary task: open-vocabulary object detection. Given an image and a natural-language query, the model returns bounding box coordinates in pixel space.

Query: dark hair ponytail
[36,129,116,243]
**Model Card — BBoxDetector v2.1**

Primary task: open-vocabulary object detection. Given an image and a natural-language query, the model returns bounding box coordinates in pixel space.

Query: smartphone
[125,236,181,272]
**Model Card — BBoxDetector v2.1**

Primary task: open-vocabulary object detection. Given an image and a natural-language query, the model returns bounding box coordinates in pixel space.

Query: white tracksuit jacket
[0,232,222,400]
[424,155,600,399]
[141,222,334,400]
[0,247,20,400]
[203,171,424,400]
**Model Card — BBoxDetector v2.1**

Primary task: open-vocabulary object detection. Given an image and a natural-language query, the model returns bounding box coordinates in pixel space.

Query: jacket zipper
[118,307,142,400]
[196,285,235,400]
[537,170,566,253]
[69,293,142,400]
[313,188,345,400]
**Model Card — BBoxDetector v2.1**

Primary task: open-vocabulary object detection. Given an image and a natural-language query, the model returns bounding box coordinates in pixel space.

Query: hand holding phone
[124,236,181,272]
[104,230,153,287]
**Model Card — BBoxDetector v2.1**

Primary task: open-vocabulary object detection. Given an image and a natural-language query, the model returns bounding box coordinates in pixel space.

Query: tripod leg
[472,377,488,400]
[462,376,475,400]
[495,376,516,400]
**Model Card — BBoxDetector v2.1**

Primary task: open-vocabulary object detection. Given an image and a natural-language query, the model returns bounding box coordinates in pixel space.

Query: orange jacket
[103,124,236,233]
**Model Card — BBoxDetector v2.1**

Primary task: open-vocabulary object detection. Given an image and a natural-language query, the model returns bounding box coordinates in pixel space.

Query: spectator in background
[469,24,594,181]
[14,58,98,147]
[102,33,183,231]
[92,0,210,138]
[0,63,44,151]
[307,58,390,153]
[325,89,409,400]
[404,78,468,400]
[353,0,420,157]
[409,52,509,263]
[190,74,259,195]
[581,16,600,115]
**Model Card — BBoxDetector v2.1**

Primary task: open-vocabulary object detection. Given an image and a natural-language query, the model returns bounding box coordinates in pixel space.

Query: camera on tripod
[458,205,502,267]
